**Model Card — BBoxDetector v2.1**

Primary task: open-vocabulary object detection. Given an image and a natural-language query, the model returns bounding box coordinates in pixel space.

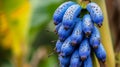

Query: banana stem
[77,0,115,67]
[92,0,115,67]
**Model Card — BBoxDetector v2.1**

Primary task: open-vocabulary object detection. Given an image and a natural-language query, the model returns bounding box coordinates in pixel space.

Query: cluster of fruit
[53,1,106,67]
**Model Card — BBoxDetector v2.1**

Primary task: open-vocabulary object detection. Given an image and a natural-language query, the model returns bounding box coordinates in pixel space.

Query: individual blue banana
[79,39,91,61]
[54,23,62,34]
[58,25,72,42]
[59,55,71,67]
[94,43,106,62]
[61,37,75,56]
[69,49,82,67]
[90,26,100,49]
[63,4,82,29]
[70,19,83,46]
[87,2,104,27]
[82,55,93,67]
[82,14,94,37]
[53,1,75,25]
[55,40,63,53]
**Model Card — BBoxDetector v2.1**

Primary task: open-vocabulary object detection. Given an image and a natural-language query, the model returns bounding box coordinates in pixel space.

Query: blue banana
[54,23,62,34]
[70,19,83,46]
[79,39,91,61]
[82,14,94,37]
[63,4,82,30]
[55,40,63,53]
[58,25,72,42]
[90,26,100,49]
[82,55,93,67]
[61,37,75,56]
[87,2,104,27]
[53,1,75,25]
[69,49,82,67]
[94,43,106,62]
[59,55,71,67]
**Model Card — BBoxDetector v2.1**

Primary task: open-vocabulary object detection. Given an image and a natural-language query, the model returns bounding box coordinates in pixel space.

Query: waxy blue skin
[90,26,100,48]
[59,55,71,67]
[61,37,75,56]
[79,39,91,59]
[70,19,83,45]
[87,2,103,27]
[58,25,72,42]
[53,1,75,25]
[94,43,106,62]
[55,23,62,34]
[83,55,93,67]
[55,40,63,53]
[69,49,82,67]
[63,4,82,29]
[60,65,66,67]
[82,14,94,35]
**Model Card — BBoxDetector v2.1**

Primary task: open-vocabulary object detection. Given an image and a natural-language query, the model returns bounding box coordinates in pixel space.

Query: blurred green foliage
[28,0,65,67]
[0,0,66,67]
[29,0,62,43]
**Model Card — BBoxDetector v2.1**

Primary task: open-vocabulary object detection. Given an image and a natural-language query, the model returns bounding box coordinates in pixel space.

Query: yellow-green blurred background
[0,0,120,67]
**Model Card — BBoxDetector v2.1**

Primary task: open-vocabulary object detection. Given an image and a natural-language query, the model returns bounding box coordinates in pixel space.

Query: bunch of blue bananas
[53,1,106,67]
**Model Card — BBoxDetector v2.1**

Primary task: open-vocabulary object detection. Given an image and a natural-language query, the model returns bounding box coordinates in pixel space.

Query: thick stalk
[77,0,115,67]
[92,0,115,67]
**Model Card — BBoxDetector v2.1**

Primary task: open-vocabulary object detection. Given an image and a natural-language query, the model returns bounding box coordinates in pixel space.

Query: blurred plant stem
[92,0,115,67]
[0,0,31,67]
[30,47,47,67]
[77,0,115,67]
[11,1,31,67]
[96,0,115,67]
